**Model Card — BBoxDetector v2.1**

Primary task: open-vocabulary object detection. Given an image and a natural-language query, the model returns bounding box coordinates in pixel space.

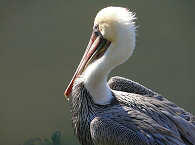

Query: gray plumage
[71,76,195,145]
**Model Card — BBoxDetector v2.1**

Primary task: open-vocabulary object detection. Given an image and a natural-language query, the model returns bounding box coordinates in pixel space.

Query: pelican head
[65,7,136,104]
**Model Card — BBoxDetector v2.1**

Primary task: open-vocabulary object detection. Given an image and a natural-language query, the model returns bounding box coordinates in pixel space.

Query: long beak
[64,30,111,99]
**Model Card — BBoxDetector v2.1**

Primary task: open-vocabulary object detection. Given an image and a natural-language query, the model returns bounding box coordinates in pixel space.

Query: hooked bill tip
[64,81,74,101]
[64,88,71,97]
[64,90,70,101]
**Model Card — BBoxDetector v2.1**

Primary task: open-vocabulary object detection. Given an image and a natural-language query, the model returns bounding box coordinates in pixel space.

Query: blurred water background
[0,0,194,145]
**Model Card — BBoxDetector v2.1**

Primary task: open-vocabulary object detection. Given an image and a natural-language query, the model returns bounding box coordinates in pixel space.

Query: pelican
[64,7,195,145]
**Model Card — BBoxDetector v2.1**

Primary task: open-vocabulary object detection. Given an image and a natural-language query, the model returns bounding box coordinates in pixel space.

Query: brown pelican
[64,7,195,145]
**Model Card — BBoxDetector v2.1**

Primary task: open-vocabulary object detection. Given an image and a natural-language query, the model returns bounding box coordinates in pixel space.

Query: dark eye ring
[94,25,102,37]
[94,25,99,30]
[94,31,99,36]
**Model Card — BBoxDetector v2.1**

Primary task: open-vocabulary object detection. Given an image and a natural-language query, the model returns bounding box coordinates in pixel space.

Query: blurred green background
[0,0,194,145]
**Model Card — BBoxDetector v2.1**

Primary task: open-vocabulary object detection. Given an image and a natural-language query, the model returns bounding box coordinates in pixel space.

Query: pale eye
[94,25,102,37]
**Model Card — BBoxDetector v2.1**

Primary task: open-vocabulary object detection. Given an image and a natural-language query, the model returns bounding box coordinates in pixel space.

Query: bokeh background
[0,0,194,145]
